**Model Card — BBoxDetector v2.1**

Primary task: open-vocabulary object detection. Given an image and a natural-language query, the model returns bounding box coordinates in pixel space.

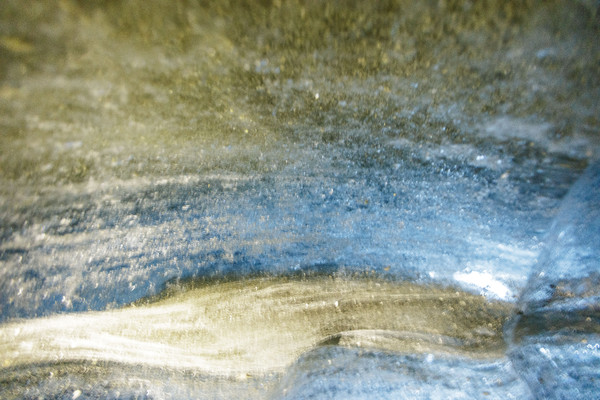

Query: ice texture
[507,161,600,399]
[276,347,532,400]
[1,0,599,398]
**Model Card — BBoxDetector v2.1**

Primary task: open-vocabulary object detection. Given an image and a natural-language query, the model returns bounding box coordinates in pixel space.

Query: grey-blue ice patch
[507,159,600,399]
[274,347,532,400]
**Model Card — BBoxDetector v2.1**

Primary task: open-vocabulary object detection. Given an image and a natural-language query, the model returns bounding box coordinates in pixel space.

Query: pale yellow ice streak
[0,277,512,376]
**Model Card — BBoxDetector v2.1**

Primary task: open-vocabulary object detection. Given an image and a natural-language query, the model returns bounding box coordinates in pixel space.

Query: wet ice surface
[1,0,599,398]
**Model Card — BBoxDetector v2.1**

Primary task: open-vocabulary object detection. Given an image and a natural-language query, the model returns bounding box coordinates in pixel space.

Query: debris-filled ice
[0,1,598,398]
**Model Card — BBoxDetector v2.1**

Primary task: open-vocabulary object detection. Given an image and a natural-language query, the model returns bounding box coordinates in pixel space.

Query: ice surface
[276,347,532,400]
[1,0,599,398]
[507,161,600,399]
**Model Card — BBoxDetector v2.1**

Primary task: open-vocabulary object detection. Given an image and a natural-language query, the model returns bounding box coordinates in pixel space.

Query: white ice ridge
[453,270,513,301]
